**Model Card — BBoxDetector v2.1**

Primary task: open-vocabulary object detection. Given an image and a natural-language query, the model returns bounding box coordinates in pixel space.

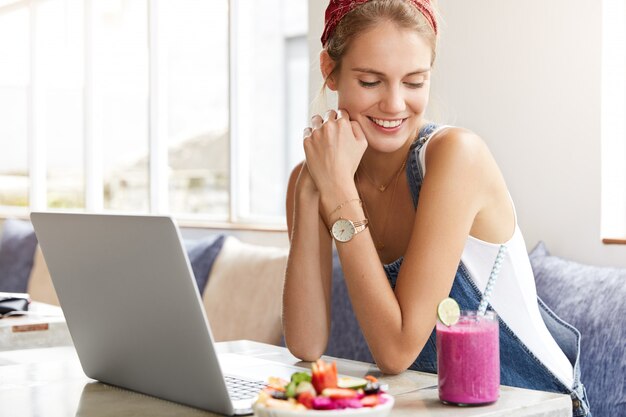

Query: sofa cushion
[184,235,226,294]
[27,246,60,305]
[0,219,38,293]
[202,236,288,345]
[529,241,626,417]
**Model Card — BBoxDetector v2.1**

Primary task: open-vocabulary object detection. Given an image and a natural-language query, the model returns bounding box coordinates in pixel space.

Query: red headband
[321,0,438,47]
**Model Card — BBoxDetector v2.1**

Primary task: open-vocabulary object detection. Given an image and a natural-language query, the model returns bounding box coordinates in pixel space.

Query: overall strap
[406,123,439,208]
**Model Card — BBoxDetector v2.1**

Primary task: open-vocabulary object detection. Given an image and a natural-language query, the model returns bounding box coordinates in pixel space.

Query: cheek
[337,80,375,111]
[337,89,376,115]
[409,88,430,114]
[337,98,362,119]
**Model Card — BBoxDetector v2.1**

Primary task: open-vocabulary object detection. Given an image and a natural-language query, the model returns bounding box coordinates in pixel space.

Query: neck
[359,120,432,181]
[359,139,412,184]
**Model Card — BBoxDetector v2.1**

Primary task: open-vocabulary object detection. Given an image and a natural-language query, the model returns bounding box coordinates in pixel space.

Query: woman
[282,1,590,415]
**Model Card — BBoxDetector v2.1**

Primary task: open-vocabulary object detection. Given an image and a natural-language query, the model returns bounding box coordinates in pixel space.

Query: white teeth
[372,118,402,128]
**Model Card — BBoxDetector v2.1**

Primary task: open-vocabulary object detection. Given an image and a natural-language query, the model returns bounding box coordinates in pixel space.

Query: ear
[319,49,338,91]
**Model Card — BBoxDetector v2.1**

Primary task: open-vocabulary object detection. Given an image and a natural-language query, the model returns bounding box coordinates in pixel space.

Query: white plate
[253,394,394,417]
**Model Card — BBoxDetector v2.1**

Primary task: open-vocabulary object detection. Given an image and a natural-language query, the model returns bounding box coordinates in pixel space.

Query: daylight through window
[0,0,308,225]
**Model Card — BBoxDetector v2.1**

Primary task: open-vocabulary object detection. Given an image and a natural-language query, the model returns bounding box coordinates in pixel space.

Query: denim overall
[381,123,592,416]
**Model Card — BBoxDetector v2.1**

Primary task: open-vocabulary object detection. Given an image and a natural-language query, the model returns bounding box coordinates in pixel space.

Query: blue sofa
[325,244,625,417]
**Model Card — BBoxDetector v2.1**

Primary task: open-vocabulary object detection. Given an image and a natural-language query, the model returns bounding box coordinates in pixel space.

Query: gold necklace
[356,162,404,251]
[359,159,407,192]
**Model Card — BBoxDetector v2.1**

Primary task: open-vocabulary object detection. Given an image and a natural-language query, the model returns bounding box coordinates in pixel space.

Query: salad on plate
[253,359,392,412]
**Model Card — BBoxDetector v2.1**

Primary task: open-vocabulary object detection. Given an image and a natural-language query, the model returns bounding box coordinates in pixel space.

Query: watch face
[331,219,355,242]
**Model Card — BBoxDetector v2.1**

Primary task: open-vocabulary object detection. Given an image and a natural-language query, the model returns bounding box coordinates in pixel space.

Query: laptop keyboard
[225,375,267,400]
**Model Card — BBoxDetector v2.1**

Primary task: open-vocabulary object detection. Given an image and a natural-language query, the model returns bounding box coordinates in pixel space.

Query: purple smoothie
[436,311,499,405]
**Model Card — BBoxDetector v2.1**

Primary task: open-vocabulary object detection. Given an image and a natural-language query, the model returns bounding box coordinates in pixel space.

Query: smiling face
[326,20,432,153]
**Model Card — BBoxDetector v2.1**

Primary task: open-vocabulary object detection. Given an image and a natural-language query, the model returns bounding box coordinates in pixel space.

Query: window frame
[601,0,626,243]
[0,0,305,231]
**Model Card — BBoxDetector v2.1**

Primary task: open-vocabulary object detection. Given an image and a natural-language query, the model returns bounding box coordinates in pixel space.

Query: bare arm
[282,161,334,361]
[295,107,505,374]
[328,131,490,373]
[307,115,497,374]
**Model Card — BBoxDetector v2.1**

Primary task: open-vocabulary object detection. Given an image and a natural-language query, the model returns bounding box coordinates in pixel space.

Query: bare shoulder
[421,127,503,206]
[425,127,495,176]
[427,127,490,161]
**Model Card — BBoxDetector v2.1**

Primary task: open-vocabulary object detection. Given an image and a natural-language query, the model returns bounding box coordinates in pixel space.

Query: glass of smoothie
[436,311,499,405]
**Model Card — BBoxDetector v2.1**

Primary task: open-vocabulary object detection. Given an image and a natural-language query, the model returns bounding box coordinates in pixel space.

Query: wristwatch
[330,218,368,243]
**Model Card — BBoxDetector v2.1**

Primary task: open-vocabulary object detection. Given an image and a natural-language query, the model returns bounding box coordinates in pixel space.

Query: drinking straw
[477,244,507,316]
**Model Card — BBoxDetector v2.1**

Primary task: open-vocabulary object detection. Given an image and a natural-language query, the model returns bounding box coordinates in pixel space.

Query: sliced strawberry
[322,388,358,400]
[296,391,315,409]
[360,394,381,407]
[311,359,338,393]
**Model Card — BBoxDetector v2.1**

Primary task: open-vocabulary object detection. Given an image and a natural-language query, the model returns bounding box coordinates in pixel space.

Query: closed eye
[359,80,380,88]
[405,82,424,89]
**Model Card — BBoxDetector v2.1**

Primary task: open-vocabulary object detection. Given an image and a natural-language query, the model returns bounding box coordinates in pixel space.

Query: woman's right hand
[302,109,367,199]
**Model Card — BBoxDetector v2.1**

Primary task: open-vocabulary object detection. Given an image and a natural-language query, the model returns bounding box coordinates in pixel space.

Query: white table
[0,301,72,351]
[0,340,572,417]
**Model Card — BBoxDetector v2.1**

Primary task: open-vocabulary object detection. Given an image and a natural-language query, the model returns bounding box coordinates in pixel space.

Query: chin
[365,135,412,154]
[364,128,418,154]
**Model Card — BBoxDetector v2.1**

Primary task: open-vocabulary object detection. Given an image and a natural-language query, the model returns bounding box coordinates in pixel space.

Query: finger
[338,108,350,121]
[323,109,339,123]
[350,120,367,143]
[303,127,312,139]
[311,114,323,129]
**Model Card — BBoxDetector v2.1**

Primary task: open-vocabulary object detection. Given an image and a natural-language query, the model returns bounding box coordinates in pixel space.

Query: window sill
[602,238,626,245]
[0,213,287,233]
[176,219,287,233]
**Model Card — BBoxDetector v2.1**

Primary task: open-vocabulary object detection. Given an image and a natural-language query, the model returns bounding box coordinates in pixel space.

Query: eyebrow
[351,67,430,76]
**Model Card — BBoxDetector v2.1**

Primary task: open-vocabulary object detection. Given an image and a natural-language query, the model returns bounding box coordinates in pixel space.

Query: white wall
[308,0,626,267]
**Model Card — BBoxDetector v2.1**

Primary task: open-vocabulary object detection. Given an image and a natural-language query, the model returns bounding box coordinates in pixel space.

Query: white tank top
[420,126,574,388]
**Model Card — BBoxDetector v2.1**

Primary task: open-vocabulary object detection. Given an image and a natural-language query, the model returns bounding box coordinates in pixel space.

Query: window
[0,0,308,226]
[601,0,626,239]
[0,5,29,211]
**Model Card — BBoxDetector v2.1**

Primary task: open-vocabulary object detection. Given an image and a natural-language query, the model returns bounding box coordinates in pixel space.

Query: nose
[380,84,406,114]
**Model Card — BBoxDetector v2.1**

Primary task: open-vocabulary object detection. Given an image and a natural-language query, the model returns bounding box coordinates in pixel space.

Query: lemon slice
[437,297,460,326]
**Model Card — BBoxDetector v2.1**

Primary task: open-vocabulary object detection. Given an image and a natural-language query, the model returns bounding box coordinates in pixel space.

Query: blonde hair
[323,0,438,89]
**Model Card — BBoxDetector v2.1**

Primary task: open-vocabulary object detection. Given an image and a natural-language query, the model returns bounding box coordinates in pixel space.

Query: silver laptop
[30,212,309,415]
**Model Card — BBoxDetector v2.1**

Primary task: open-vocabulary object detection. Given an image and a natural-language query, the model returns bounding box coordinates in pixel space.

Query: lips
[368,117,405,129]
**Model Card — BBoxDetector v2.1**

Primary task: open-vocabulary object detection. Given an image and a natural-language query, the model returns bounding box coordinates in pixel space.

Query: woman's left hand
[302,109,368,198]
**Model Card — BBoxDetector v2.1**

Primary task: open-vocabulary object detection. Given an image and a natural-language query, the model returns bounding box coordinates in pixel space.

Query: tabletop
[0,301,72,351]
[0,340,572,417]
